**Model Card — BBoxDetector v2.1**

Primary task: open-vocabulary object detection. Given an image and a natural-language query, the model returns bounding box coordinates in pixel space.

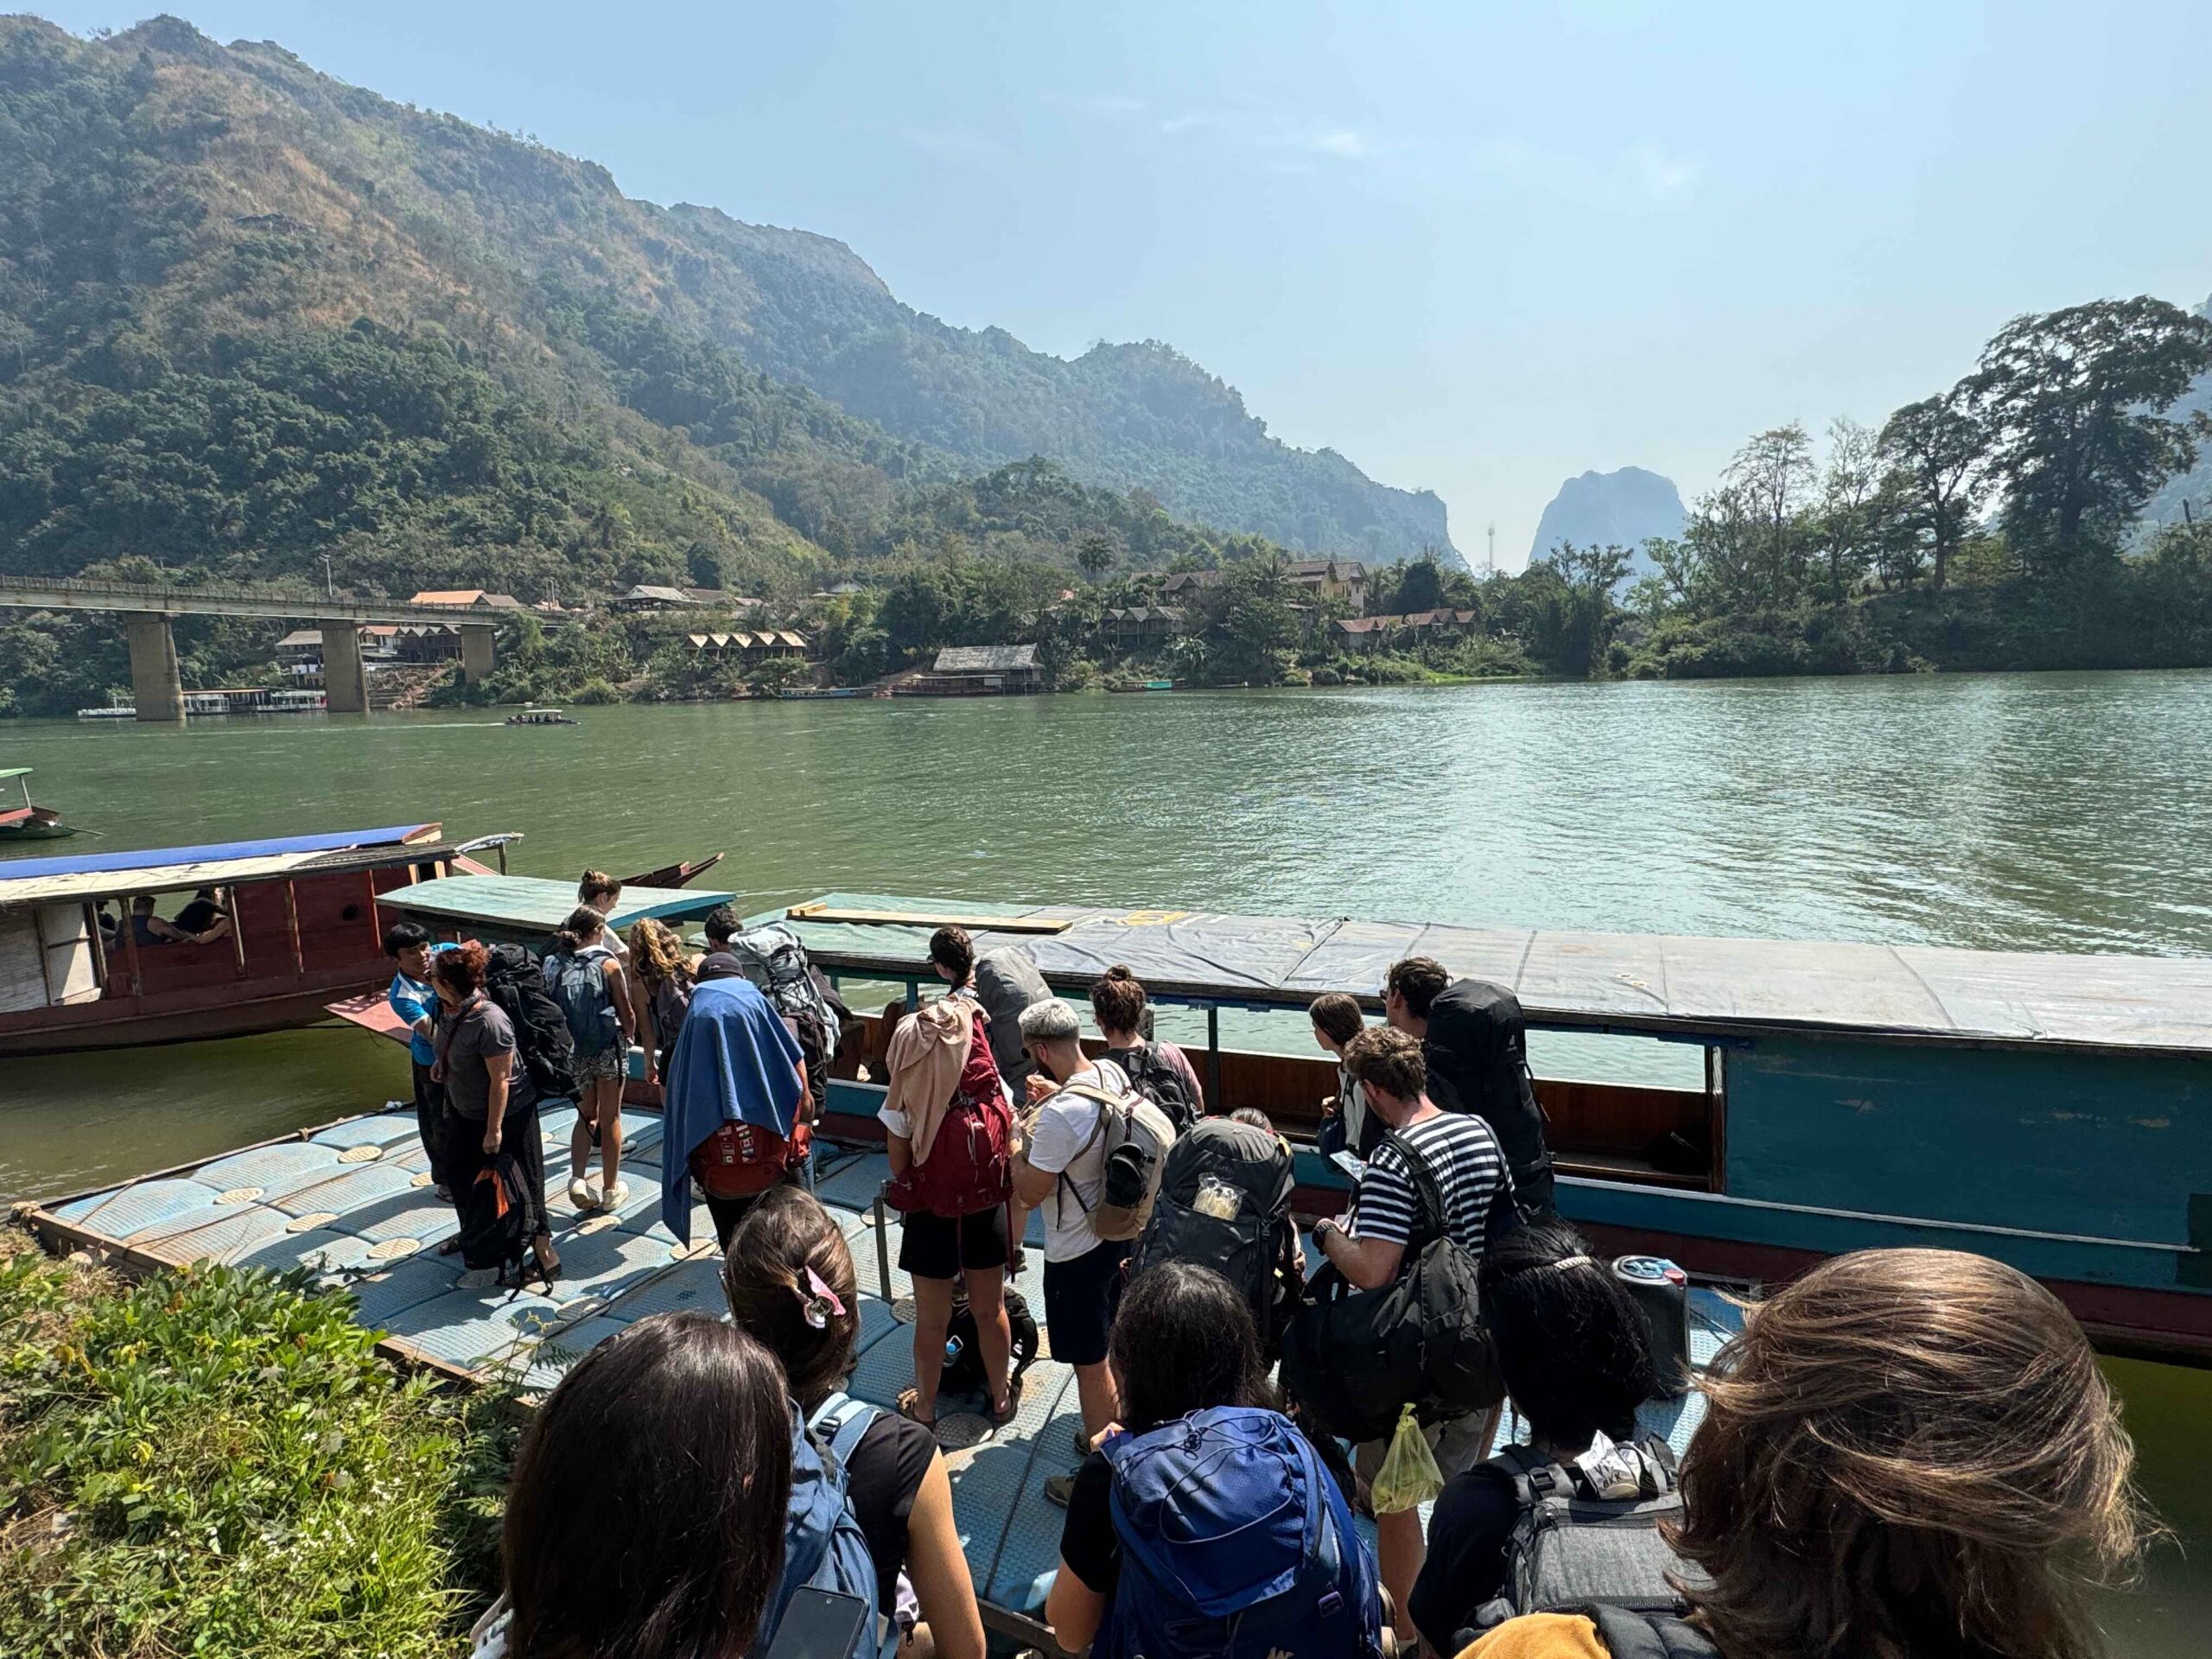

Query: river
[3,671,2209,1649]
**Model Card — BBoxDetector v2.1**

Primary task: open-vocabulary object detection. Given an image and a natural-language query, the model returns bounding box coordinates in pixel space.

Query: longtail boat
[769,892,2212,1367]
[322,881,2212,1364]
[0,823,497,1054]
[0,767,73,842]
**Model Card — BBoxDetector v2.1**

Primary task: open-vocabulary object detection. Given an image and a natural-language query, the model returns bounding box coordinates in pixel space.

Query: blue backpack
[751,1396,880,1659]
[544,945,620,1058]
[1098,1405,1385,1659]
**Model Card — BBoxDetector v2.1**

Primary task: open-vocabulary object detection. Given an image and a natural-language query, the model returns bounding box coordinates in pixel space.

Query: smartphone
[1329,1149,1367,1180]
[764,1587,872,1659]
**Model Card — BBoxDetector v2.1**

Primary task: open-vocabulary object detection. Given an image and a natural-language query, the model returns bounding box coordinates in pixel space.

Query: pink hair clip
[799,1265,846,1330]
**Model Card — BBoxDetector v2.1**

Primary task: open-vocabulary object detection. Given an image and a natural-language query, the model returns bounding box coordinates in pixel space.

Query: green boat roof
[0,766,32,781]
[772,890,2212,1058]
[385,874,734,931]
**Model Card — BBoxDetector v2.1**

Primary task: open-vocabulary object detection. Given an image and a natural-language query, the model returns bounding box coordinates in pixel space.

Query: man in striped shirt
[1311,1024,1510,1642]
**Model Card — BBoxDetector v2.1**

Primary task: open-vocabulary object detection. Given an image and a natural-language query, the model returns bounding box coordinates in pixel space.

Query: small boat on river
[505,707,578,726]
[0,768,75,842]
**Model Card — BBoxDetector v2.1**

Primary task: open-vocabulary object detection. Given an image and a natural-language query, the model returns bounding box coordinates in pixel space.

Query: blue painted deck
[37,1103,1741,1625]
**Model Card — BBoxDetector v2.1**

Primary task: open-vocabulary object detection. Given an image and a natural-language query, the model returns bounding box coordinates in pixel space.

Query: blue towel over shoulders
[660,977,805,1243]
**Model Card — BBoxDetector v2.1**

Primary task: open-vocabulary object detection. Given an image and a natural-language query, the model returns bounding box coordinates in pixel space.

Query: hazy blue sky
[43,3,2212,565]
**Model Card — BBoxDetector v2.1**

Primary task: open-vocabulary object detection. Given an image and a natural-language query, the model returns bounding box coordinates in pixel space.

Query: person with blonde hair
[1460,1248,2145,1659]
[544,904,635,1211]
[625,916,693,1089]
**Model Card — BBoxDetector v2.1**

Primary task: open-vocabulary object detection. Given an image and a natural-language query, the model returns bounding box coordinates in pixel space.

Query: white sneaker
[568,1177,594,1210]
[595,1180,630,1211]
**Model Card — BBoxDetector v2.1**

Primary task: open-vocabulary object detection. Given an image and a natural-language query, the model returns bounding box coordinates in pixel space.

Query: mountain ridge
[0,14,1452,582]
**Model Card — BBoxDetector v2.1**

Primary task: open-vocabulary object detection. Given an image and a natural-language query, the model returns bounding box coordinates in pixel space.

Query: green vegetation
[0,1227,512,1657]
[1603,296,2212,680]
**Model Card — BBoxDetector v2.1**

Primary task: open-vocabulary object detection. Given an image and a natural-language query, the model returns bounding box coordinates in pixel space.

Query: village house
[1284,558,1369,611]
[1333,608,1478,651]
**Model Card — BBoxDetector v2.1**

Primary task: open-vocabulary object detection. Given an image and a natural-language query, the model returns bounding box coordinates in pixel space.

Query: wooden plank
[785,903,1070,935]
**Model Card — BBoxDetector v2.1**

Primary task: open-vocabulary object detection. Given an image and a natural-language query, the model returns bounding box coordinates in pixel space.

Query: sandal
[989,1376,1024,1427]
[896,1388,935,1427]
[437,1235,466,1256]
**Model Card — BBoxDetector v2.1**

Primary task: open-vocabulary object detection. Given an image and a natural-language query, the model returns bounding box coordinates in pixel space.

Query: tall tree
[1074,530,1116,583]
[1812,416,1883,600]
[1876,391,1986,590]
[1535,542,1632,677]
[1722,423,1816,605]
[1962,297,2212,575]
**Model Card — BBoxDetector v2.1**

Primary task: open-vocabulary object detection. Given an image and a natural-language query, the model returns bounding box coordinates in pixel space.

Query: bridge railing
[0,575,500,622]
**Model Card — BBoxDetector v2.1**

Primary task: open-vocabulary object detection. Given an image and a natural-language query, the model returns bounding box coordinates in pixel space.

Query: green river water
[3,671,2209,1649]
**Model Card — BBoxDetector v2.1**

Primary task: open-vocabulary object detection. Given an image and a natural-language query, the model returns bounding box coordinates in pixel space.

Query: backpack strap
[1052,1079,1130,1218]
[435,992,483,1071]
[1376,1126,1451,1254]
[808,1391,883,1474]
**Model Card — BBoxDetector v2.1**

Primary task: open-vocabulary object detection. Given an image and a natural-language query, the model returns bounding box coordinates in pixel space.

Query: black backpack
[1425,980,1554,1214]
[1132,1117,1297,1354]
[1577,1605,1719,1659]
[484,942,576,1103]
[1466,1438,1700,1637]
[1104,1040,1198,1134]
[456,1149,531,1279]
[1280,1129,1503,1444]
[941,1286,1041,1397]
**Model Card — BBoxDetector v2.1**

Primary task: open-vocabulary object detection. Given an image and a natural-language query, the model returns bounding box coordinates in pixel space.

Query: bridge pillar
[460,623,497,686]
[122,612,184,723]
[321,620,369,715]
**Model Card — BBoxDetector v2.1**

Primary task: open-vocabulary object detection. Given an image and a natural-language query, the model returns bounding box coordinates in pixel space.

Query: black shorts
[899,1205,1009,1281]
[1042,1238,1133,1367]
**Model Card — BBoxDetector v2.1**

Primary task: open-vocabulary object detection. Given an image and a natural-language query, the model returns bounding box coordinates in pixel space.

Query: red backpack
[691,1115,812,1199]
[889,1014,1013,1218]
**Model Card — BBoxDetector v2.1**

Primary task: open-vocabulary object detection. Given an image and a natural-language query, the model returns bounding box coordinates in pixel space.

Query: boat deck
[28,1103,1744,1640]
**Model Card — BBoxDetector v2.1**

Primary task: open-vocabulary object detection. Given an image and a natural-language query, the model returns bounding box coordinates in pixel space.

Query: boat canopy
[0,823,440,883]
[0,767,31,781]
[771,891,2212,1058]
[0,830,467,910]
[384,874,736,931]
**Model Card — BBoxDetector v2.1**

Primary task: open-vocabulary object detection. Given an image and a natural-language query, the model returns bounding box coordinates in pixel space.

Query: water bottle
[1612,1255,1691,1396]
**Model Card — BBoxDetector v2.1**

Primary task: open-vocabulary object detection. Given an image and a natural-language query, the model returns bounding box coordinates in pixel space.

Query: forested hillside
[0,14,1448,605]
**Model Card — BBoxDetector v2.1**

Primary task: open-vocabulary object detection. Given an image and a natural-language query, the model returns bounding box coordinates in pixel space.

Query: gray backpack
[1476,1436,1701,1629]
[972,946,1049,1090]
[728,923,842,1062]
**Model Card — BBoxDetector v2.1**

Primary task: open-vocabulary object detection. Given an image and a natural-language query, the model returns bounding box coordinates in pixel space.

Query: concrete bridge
[0,578,502,720]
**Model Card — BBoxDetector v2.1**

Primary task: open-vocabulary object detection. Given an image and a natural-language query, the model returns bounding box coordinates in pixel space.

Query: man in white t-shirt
[1009,997,1132,1504]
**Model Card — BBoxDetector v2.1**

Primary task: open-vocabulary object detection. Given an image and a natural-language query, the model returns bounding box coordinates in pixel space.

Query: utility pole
[322,553,334,599]
[1485,523,1497,576]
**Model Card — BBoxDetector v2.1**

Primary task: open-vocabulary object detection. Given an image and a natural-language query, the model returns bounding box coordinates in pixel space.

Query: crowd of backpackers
[409,906,2150,1659]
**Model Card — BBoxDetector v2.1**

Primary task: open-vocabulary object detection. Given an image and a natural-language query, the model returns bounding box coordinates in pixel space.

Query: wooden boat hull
[618,851,725,890]
[0,972,383,1054]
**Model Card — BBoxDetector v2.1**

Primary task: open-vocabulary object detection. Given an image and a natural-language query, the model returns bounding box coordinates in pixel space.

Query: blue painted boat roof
[0,823,435,880]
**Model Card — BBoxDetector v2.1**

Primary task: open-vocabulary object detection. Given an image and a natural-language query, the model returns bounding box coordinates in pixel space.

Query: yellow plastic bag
[1370,1402,1445,1515]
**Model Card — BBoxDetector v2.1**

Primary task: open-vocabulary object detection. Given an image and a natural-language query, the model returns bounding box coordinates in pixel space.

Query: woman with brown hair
[478,1312,791,1659]
[430,941,557,1285]
[1088,964,1203,1122]
[721,1188,987,1659]
[1308,989,1376,1158]
[1460,1247,2145,1659]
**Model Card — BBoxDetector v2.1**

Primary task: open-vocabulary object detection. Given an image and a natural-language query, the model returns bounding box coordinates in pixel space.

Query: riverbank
[0,1224,510,1656]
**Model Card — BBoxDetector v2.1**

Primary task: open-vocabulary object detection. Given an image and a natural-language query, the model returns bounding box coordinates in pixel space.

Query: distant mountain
[1527,467,1687,577]
[0,15,1451,593]
[666,207,1456,563]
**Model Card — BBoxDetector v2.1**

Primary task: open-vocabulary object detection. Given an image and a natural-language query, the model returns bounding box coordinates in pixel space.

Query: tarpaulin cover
[0,823,434,880]
[772,892,2212,1058]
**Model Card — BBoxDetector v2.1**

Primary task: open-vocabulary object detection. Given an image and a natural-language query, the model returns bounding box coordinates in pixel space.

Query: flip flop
[989,1376,1024,1427]
[897,1388,935,1427]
